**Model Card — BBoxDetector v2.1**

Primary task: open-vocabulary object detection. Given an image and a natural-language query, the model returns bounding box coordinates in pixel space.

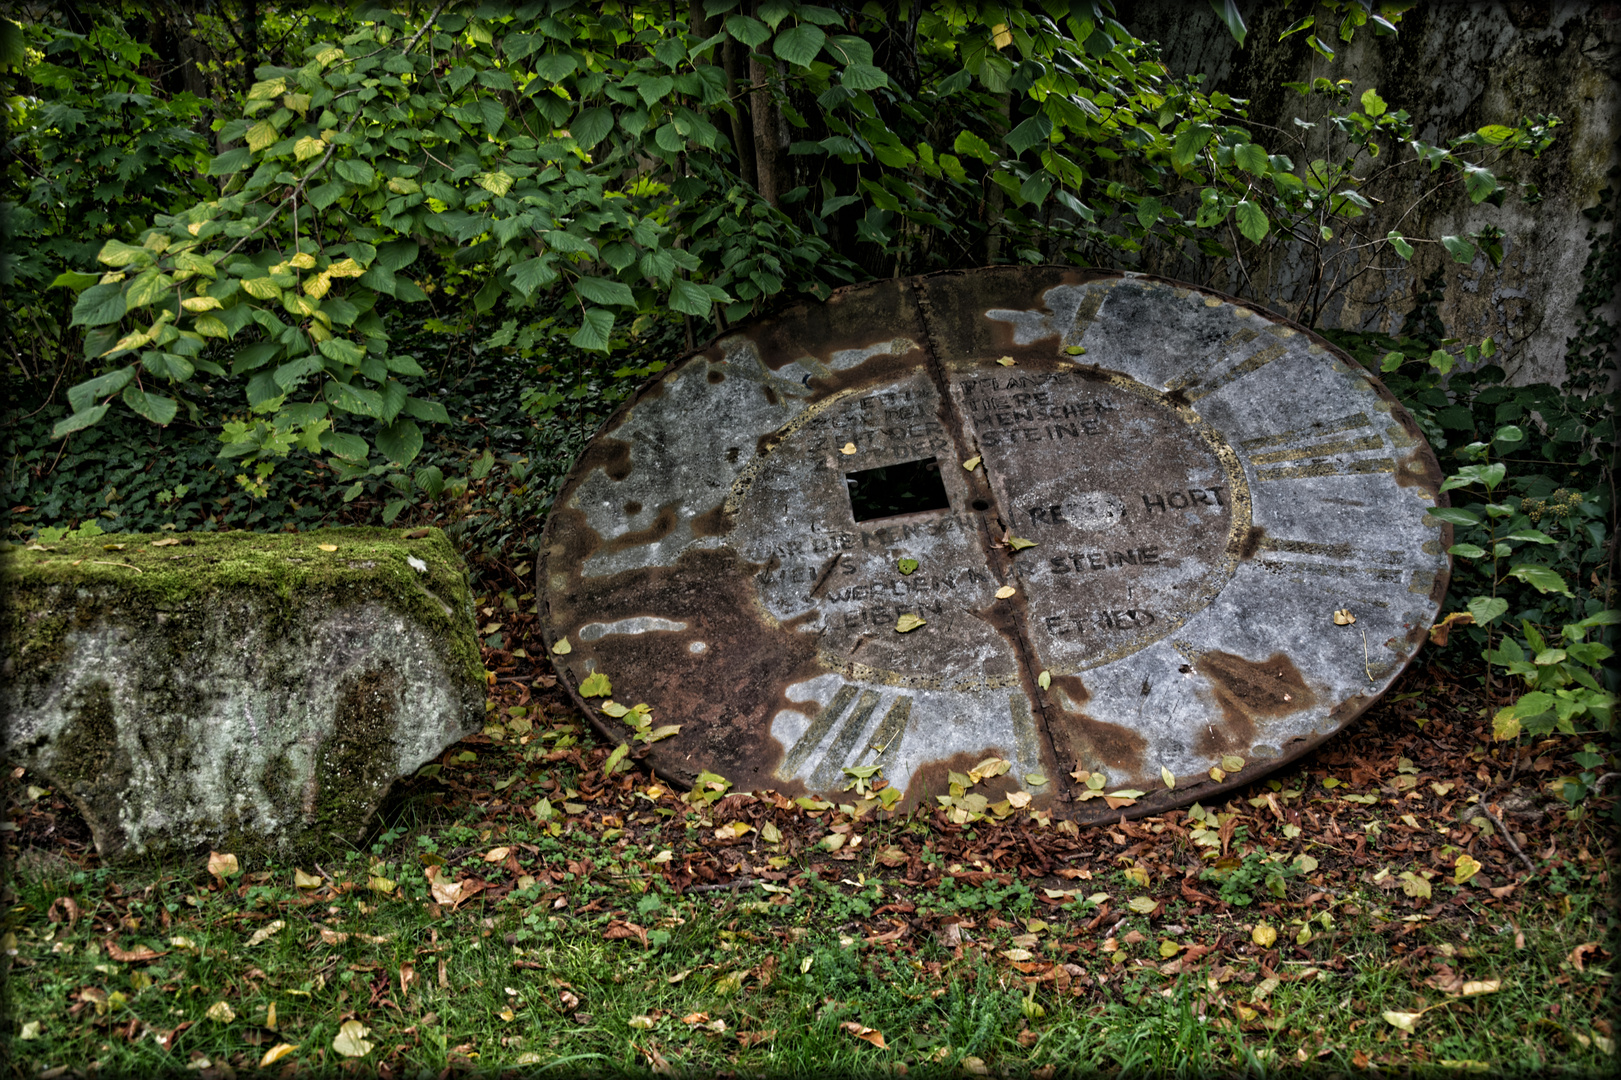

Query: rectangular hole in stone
[844,457,951,522]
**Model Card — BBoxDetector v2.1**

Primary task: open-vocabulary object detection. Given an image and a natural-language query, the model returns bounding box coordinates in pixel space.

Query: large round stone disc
[539,268,1451,821]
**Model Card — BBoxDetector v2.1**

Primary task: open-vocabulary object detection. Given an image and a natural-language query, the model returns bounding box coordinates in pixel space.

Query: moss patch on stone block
[2,527,484,863]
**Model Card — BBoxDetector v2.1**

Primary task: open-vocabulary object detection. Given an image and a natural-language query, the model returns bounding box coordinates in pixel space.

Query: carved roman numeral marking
[1237,411,1398,482]
[808,690,886,791]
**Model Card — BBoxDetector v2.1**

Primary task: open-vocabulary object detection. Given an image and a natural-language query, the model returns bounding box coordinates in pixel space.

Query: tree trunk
[747,53,779,208]
[983,90,1011,264]
[722,36,757,191]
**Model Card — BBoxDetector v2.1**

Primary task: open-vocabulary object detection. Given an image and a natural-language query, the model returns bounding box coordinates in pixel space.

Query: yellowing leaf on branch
[181,296,222,312]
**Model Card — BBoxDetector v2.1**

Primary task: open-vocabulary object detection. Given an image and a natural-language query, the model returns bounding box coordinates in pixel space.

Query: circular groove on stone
[539,267,1451,821]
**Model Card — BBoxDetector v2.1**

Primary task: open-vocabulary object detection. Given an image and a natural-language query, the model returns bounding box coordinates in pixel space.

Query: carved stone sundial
[539,267,1450,820]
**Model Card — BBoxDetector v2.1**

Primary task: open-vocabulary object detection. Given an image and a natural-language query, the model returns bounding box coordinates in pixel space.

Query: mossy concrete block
[2,527,484,861]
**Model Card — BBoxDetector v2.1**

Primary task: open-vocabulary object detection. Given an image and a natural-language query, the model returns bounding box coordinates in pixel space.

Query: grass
[5,663,1618,1078]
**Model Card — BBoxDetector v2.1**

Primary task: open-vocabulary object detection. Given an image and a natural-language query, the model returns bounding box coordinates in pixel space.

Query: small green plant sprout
[1488,611,1619,743]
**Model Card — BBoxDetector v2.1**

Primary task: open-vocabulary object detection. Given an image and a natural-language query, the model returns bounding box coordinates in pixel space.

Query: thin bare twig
[1471,790,1536,876]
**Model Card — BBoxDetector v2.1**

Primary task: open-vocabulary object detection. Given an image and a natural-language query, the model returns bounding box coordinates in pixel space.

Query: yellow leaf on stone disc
[1025,773,1047,786]
[579,672,612,697]
[260,1044,298,1068]
[600,700,630,718]
[1161,767,1176,789]
[1209,766,1227,782]
[1038,670,1051,690]
[996,356,1015,366]
[963,456,981,471]
[1007,791,1032,808]
[1221,755,1245,773]
[1007,537,1037,551]
[896,613,926,633]
[841,442,857,455]
[995,585,1016,599]
[552,637,572,655]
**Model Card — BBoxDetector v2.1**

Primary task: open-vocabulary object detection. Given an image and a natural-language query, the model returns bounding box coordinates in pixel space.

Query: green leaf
[1505,529,1556,545]
[207,147,254,175]
[320,430,369,461]
[51,270,100,291]
[1464,165,1498,204]
[318,338,367,367]
[509,256,558,297]
[1386,231,1414,260]
[68,367,135,413]
[405,397,451,424]
[774,24,826,67]
[71,283,126,327]
[579,671,612,698]
[1508,564,1571,596]
[1208,0,1247,45]
[724,14,770,47]
[1359,89,1386,117]
[1379,351,1404,372]
[1171,123,1214,167]
[121,385,179,425]
[953,130,995,163]
[636,75,674,107]
[569,308,614,352]
[572,276,636,307]
[841,63,888,91]
[571,106,614,149]
[1005,114,1052,155]
[385,354,427,376]
[1467,596,1509,626]
[1441,235,1475,264]
[1233,142,1269,175]
[1425,507,1481,526]
[52,403,111,438]
[668,278,715,318]
[1447,544,1487,559]
[1234,200,1269,242]
[376,419,424,465]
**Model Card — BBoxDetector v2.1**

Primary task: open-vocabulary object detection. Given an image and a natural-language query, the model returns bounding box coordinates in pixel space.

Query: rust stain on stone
[599,502,679,557]
[902,748,1027,812]
[578,437,634,482]
[1237,525,1266,560]
[1194,650,1316,755]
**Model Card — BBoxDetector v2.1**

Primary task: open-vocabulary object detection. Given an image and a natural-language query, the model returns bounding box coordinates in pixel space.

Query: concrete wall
[1116,1,1620,387]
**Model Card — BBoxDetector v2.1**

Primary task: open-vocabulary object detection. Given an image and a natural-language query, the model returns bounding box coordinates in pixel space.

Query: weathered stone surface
[539,268,1451,822]
[2,527,483,860]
